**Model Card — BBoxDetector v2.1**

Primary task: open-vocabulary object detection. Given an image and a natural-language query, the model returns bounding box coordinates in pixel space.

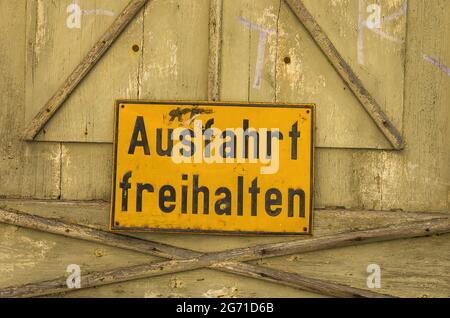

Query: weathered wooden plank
[277,1,391,149]
[36,0,143,143]
[314,149,358,209]
[1,200,448,297]
[25,0,209,143]
[1,199,445,245]
[220,0,400,149]
[0,216,316,298]
[59,143,112,201]
[0,207,390,298]
[214,262,392,298]
[0,207,197,260]
[138,0,209,101]
[0,206,448,297]
[23,0,149,141]
[261,234,450,298]
[221,0,279,103]
[0,221,160,291]
[0,0,62,200]
[376,0,449,211]
[302,0,407,140]
[284,0,405,150]
[6,260,323,298]
[63,268,322,298]
[2,261,390,298]
[308,0,449,212]
[350,0,450,212]
[0,207,395,298]
[21,1,143,197]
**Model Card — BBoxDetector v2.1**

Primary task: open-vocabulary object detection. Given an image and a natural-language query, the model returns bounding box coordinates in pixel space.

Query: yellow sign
[110,101,315,235]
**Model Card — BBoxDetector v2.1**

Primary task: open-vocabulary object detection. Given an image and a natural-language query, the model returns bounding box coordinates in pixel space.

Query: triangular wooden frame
[23,0,405,150]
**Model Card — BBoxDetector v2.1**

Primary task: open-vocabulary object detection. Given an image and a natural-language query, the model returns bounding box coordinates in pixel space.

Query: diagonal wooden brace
[1,207,449,298]
[22,0,150,141]
[0,207,394,298]
[23,0,406,150]
[284,0,405,150]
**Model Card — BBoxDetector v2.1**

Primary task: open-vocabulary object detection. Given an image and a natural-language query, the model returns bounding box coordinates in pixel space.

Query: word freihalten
[119,116,307,218]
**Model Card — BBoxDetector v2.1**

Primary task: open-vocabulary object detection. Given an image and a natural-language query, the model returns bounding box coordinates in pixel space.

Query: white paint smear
[238,16,276,89]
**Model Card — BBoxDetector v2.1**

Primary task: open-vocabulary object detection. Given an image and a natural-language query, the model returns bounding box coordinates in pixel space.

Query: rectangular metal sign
[110,101,315,235]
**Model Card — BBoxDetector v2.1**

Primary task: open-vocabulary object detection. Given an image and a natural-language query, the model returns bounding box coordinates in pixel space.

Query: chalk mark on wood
[239,16,276,90]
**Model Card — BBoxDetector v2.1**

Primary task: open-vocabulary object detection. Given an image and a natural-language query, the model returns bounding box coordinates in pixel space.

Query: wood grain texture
[26,0,209,143]
[299,0,407,144]
[0,206,448,297]
[26,0,143,143]
[59,144,112,201]
[215,262,391,298]
[277,2,384,149]
[22,0,407,149]
[315,0,449,215]
[0,0,62,200]
[1,0,448,210]
[0,0,449,299]
[220,0,406,149]
[284,0,405,150]
[23,0,150,141]
[208,0,223,101]
[137,0,209,101]
[0,207,392,298]
[0,200,448,297]
[220,0,280,103]
[261,234,450,298]
[1,262,391,298]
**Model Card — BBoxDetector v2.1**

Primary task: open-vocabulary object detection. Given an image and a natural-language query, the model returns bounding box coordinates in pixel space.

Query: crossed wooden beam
[23,0,405,149]
[12,0,412,298]
[1,207,449,298]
